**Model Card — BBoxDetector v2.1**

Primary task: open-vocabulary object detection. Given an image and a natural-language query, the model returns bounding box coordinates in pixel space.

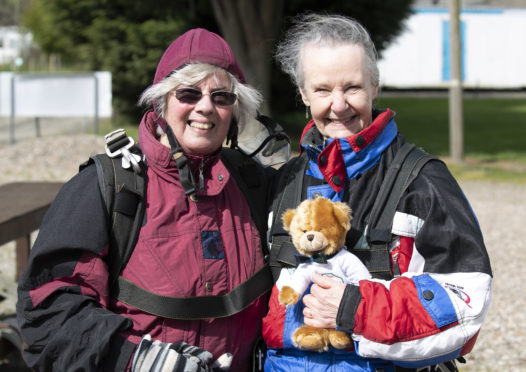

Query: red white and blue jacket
[262,109,492,371]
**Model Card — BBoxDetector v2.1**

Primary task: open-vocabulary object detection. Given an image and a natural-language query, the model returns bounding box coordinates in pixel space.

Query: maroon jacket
[17,113,269,371]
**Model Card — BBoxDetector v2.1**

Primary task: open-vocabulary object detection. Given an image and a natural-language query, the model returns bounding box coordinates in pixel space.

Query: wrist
[336,284,361,333]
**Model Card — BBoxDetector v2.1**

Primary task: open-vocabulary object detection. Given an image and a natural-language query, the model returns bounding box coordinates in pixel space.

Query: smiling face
[299,42,379,139]
[164,70,234,156]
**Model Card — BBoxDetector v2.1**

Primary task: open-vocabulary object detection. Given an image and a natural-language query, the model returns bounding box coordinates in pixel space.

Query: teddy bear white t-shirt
[285,249,372,296]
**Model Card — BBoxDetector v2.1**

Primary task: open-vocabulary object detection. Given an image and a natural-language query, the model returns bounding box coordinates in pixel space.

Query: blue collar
[301,110,398,193]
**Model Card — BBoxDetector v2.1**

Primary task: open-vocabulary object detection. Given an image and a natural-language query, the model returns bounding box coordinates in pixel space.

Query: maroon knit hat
[153,28,245,84]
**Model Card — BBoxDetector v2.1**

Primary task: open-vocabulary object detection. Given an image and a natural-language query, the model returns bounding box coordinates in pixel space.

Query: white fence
[378,8,526,89]
[1,71,112,144]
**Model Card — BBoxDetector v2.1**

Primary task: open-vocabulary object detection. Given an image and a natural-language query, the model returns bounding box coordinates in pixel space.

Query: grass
[275,96,526,183]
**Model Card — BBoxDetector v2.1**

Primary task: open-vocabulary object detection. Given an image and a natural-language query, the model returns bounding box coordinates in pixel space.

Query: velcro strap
[275,240,299,267]
[107,136,132,154]
[113,265,273,319]
[173,155,196,196]
[113,187,141,217]
[367,228,392,244]
[351,244,391,275]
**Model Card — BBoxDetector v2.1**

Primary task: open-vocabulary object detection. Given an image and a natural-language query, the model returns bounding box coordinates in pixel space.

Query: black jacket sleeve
[16,165,135,371]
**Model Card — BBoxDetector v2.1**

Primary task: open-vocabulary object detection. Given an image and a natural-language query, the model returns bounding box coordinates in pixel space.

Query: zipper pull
[392,251,401,277]
[198,160,205,191]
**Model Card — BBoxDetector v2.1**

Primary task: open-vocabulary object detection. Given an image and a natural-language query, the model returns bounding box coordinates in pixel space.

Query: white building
[0,26,32,66]
[378,4,526,89]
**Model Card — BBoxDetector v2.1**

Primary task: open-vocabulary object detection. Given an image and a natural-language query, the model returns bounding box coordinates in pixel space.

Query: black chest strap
[113,265,273,320]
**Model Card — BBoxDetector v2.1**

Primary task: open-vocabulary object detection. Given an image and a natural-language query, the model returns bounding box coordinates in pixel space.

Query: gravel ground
[1,133,525,371]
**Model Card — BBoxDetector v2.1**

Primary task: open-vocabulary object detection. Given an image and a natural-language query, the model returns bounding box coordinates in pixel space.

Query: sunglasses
[173,88,237,106]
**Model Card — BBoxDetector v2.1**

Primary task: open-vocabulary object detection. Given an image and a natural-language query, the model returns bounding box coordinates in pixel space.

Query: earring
[305,106,310,119]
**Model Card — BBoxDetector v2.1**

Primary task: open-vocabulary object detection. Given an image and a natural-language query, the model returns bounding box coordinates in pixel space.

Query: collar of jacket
[299,109,397,192]
[138,110,229,196]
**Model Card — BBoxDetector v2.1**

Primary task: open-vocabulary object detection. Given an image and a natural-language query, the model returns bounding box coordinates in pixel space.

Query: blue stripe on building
[442,20,466,81]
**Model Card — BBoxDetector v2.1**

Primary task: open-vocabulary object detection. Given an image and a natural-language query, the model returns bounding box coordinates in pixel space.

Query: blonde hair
[138,63,262,135]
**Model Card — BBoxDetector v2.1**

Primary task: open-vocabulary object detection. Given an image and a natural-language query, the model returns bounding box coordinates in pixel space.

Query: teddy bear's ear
[282,209,296,231]
[332,202,352,231]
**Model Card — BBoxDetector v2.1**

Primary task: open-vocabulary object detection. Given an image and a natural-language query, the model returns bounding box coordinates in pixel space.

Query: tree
[23,0,202,121]
[211,0,414,114]
[23,0,414,122]
[211,0,283,114]
[0,0,32,26]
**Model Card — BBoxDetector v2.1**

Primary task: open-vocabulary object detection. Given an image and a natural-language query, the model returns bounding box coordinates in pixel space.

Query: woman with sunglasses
[17,28,272,372]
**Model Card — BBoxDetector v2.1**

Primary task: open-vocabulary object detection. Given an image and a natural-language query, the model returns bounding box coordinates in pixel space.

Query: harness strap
[359,143,440,279]
[88,153,147,288]
[164,124,197,198]
[268,154,308,280]
[270,154,307,234]
[221,148,269,256]
[113,265,274,319]
[367,143,439,244]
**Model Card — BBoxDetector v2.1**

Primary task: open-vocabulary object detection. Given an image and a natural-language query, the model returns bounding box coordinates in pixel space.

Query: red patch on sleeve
[262,285,286,348]
[354,277,440,344]
[29,249,111,308]
[396,237,414,274]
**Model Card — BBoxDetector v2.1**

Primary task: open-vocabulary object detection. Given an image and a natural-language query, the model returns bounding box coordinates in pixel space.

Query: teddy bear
[278,196,371,352]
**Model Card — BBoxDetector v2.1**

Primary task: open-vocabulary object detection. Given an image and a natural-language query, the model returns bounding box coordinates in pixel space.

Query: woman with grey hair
[17,28,274,372]
[262,13,491,372]
[138,62,262,149]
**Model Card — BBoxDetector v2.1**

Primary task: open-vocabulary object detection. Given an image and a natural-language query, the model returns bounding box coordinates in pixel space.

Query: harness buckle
[104,128,142,173]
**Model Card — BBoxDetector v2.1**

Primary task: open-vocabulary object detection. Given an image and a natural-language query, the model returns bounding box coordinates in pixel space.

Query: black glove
[131,334,233,372]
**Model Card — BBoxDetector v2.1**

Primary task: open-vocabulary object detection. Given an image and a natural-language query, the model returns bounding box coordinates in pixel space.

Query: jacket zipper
[391,247,401,277]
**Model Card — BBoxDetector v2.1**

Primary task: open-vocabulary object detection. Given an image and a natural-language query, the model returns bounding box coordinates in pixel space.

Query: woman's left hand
[302,272,346,328]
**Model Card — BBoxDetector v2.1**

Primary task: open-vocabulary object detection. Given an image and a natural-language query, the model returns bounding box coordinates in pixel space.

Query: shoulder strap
[267,153,309,280]
[366,143,439,245]
[83,148,147,289]
[357,142,440,279]
[221,147,269,255]
[268,153,308,238]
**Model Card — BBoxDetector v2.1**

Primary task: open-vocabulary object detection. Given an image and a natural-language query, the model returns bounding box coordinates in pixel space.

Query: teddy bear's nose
[306,234,314,241]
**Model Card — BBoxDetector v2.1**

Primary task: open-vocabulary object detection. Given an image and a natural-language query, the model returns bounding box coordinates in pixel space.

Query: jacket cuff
[336,284,362,333]
[103,333,137,371]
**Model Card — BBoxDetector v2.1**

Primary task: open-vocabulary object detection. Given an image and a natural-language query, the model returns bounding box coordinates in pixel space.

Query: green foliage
[22,0,414,122]
[22,0,195,122]
[374,97,526,156]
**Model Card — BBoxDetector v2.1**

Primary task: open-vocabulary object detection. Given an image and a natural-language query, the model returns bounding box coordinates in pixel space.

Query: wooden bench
[0,182,64,281]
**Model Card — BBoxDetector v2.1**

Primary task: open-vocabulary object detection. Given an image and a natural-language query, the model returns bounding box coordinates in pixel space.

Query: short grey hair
[138,63,262,134]
[275,13,379,89]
